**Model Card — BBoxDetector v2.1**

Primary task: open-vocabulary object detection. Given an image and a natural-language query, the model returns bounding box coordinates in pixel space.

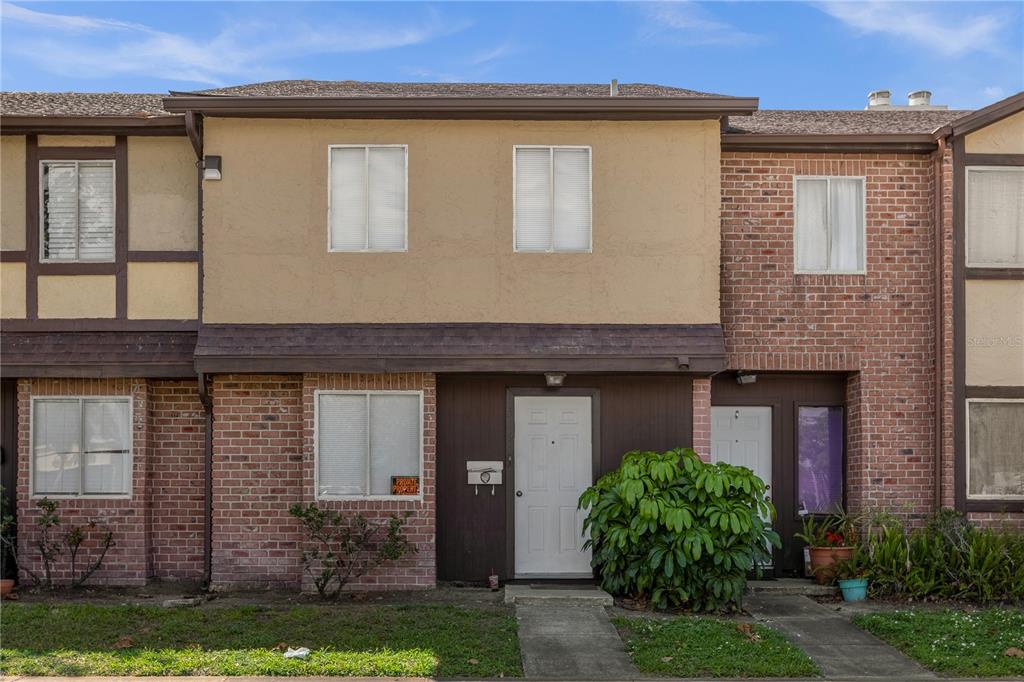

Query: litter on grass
[283,647,310,659]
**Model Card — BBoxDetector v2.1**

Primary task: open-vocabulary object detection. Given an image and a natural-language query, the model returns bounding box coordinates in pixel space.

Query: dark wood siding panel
[436,373,693,583]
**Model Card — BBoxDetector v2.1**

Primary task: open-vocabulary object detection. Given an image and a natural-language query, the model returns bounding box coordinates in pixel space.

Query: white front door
[711,406,772,496]
[514,395,593,577]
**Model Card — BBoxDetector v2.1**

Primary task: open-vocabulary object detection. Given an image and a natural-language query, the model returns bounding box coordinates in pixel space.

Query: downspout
[185,110,213,587]
[198,372,213,588]
[932,134,947,511]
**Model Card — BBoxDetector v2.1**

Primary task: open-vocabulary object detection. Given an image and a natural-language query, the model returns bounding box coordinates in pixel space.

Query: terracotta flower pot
[808,546,854,584]
[0,579,14,598]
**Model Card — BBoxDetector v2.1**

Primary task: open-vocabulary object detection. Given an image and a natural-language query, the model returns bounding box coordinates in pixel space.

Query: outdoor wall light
[203,155,222,181]
[545,372,567,387]
[736,372,757,385]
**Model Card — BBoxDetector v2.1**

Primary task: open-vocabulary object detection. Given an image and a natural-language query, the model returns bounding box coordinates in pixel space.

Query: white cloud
[0,2,469,86]
[638,2,765,47]
[982,85,1007,101]
[816,1,1009,58]
[468,41,519,66]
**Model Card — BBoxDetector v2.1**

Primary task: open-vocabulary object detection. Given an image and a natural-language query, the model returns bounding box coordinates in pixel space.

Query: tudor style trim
[948,91,1024,139]
[162,95,760,120]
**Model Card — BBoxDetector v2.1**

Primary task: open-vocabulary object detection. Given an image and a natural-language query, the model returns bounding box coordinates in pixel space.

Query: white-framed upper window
[31,397,132,498]
[966,166,1024,268]
[328,145,408,252]
[794,176,866,274]
[514,145,592,252]
[39,160,116,263]
[967,398,1024,500]
[315,390,423,500]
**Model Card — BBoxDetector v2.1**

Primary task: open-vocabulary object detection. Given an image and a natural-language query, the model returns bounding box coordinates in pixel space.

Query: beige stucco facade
[965,110,1024,154]
[128,137,198,251]
[201,117,721,324]
[965,279,1024,387]
[37,275,117,319]
[127,261,198,319]
[0,262,27,318]
[1,136,26,251]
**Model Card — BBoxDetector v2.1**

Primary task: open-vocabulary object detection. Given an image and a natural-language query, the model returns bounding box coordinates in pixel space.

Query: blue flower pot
[838,578,868,602]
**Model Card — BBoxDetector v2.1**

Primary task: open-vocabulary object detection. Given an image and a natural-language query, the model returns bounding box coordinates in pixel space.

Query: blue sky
[1,1,1021,110]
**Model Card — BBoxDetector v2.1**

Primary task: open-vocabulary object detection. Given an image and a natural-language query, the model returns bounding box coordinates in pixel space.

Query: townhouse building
[0,83,1020,588]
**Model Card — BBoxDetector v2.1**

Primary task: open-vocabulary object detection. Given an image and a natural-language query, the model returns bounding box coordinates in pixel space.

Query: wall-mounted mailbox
[467,461,504,485]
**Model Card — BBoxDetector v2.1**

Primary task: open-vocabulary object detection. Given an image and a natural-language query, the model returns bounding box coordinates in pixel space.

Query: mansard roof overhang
[721,132,940,153]
[161,95,760,121]
[0,115,186,136]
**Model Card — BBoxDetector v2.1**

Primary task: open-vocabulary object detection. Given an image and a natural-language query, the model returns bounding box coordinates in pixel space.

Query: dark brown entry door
[712,374,846,575]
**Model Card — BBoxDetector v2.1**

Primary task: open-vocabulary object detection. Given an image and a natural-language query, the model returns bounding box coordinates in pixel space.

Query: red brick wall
[691,378,711,460]
[149,380,205,580]
[721,152,938,518]
[16,378,151,586]
[209,373,436,591]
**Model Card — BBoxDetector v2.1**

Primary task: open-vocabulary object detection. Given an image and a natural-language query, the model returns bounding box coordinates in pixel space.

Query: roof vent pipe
[867,89,891,108]
[908,90,932,107]
[610,79,618,97]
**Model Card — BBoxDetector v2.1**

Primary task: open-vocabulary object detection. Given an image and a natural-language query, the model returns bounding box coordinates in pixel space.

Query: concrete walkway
[746,594,936,679]
[507,585,636,680]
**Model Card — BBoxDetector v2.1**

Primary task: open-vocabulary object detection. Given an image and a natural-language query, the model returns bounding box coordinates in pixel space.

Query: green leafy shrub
[288,504,416,599]
[861,510,1024,603]
[579,447,779,611]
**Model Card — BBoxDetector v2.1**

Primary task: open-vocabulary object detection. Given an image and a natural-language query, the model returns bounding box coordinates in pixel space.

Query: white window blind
[795,176,865,273]
[515,146,591,252]
[41,161,115,262]
[329,146,407,252]
[317,392,421,498]
[967,400,1024,500]
[32,398,131,496]
[967,167,1024,267]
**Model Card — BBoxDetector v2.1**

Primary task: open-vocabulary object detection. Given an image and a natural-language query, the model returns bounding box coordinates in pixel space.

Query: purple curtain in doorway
[797,406,844,514]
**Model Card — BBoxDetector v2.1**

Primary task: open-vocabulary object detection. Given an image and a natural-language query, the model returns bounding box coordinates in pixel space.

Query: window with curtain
[967,167,1024,267]
[796,406,844,514]
[968,400,1024,500]
[316,392,421,498]
[32,398,131,496]
[794,177,865,273]
[329,145,407,252]
[40,161,115,262]
[514,146,591,252]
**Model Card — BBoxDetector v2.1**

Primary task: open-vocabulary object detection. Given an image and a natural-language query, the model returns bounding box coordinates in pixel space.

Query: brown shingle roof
[1,91,174,118]
[194,323,726,373]
[187,80,725,98]
[726,109,970,136]
[1,331,197,377]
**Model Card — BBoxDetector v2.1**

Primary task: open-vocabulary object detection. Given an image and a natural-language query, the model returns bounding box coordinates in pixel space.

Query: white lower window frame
[966,397,1024,501]
[512,144,593,254]
[793,175,867,275]
[29,395,133,499]
[313,389,424,501]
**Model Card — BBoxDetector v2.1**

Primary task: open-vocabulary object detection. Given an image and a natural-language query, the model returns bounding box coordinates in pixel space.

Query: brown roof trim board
[721,132,940,153]
[946,91,1024,138]
[162,95,759,120]
[1,116,185,136]
[194,323,728,374]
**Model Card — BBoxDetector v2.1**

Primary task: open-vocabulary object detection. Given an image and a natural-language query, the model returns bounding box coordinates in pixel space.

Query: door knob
[516,490,523,497]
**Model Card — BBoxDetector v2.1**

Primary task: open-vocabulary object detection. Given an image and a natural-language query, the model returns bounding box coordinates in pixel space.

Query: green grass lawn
[0,602,521,677]
[613,615,819,678]
[853,609,1024,677]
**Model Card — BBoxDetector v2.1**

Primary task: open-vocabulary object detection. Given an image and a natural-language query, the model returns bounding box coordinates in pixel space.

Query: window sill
[328,249,408,254]
[30,494,132,501]
[315,495,424,503]
[965,498,1024,513]
[794,270,867,276]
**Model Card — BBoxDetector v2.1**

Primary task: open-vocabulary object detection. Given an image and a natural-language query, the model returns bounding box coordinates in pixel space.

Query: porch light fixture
[545,372,566,387]
[736,372,757,385]
[203,155,222,181]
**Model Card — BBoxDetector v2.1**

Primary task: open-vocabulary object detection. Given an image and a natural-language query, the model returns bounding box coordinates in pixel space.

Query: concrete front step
[504,584,614,606]
[748,578,839,597]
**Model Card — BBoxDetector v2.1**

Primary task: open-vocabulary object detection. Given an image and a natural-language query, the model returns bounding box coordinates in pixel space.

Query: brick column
[691,377,712,461]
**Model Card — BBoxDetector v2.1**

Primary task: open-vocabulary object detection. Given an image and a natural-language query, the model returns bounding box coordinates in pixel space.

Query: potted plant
[833,549,870,602]
[794,509,859,584]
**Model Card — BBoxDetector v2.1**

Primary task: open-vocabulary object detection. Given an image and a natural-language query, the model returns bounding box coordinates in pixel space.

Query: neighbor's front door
[513,395,593,577]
